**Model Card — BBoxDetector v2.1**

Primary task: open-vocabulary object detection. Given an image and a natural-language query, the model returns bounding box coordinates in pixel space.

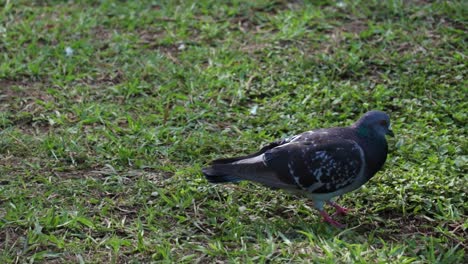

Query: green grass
[0,0,466,263]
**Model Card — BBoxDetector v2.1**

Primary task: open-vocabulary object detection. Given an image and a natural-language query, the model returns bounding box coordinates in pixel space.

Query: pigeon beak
[387,129,394,137]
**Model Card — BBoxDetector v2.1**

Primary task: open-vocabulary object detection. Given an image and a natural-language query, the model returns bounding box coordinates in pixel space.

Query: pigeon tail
[202,165,242,183]
[203,155,296,189]
[202,160,265,184]
[203,140,288,184]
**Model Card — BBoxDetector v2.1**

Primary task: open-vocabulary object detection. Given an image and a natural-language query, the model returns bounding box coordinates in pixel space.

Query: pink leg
[328,201,349,216]
[319,210,345,228]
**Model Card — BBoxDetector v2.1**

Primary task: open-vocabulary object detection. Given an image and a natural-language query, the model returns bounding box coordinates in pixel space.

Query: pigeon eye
[379,120,388,126]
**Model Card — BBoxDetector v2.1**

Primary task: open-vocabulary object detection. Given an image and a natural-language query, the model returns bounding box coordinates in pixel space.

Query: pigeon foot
[319,210,345,228]
[328,201,349,216]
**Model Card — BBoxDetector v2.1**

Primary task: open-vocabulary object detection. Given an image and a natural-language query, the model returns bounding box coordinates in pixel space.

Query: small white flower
[65,47,74,56]
[250,105,258,115]
[0,26,6,37]
[238,206,247,213]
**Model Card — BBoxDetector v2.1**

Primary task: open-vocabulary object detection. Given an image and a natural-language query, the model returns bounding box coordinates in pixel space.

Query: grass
[0,0,466,263]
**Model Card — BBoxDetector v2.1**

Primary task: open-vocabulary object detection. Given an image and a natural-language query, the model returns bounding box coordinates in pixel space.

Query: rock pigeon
[202,110,393,227]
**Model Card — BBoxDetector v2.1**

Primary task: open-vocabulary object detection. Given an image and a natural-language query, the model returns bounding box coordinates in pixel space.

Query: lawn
[0,0,466,263]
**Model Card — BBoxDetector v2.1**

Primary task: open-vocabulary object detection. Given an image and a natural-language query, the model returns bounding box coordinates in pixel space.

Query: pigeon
[202,110,393,227]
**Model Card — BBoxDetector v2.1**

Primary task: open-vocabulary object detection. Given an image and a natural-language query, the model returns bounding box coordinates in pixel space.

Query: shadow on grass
[260,203,465,250]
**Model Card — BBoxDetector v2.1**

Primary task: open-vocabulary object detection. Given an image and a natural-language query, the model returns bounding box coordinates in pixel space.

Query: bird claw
[328,201,349,216]
[319,210,345,228]
[324,218,345,228]
[333,205,349,216]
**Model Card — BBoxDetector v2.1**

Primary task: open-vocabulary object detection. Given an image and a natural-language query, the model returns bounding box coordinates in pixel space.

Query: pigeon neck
[355,125,384,142]
[354,124,388,177]
[356,126,369,137]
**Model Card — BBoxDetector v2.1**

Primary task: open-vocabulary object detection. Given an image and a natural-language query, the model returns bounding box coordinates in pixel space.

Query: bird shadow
[269,205,463,246]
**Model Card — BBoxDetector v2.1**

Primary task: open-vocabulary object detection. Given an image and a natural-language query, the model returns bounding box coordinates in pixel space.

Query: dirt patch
[0,155,26,171]
[91,25,114,42]
[0,81,54,110]
[342,20,368,34]
[52,166,173,184]
[0,80,56,135]
[407,0,434,6]
[138,30,168,48]
[233,16,260,33]
[239,42,271,54]
[0,79,29,89]
[322,20,368,52]
[137,29,184,63]
[77,69,125,87]
[0,226,25,252]
[0,226,80,263]
[227,11,268,34]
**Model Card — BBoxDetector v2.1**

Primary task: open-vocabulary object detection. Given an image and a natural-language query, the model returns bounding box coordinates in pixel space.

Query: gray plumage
[202,110,394,227]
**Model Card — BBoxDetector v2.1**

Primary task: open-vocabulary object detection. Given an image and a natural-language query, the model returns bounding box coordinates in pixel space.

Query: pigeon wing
[264,139,364,194]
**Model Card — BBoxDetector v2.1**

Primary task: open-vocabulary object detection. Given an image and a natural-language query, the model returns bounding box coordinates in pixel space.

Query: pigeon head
[353,110,394,138]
